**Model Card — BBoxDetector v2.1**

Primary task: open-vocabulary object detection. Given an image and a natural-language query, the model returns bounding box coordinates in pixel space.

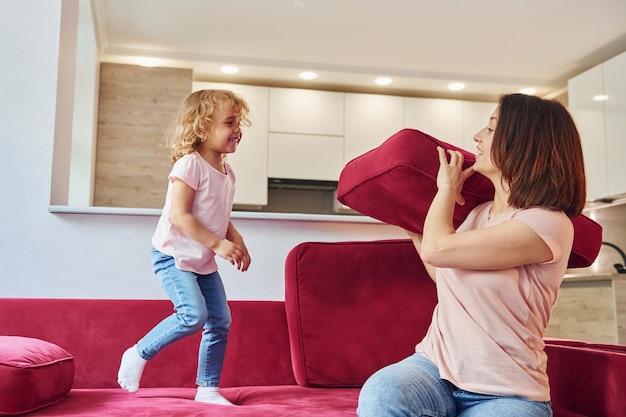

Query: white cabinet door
[268,133,344,181]
[344,93,405,163]
[193,82,269,206]
[269,88,344,136]
[568,66,609,200]
[405,98,465,149]
[603,52,626,197]
[462,101,496,151]
[568,51,626,201]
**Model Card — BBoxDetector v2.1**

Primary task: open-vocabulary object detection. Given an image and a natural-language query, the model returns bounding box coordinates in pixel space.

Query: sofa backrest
[0,299,296,388]
[545,339,626,417]
[284,239,437,387]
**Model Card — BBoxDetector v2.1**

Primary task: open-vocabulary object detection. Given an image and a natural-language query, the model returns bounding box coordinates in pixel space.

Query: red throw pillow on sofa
[337,128,602,268]
[0,336,74,415]
[285,240,438,387]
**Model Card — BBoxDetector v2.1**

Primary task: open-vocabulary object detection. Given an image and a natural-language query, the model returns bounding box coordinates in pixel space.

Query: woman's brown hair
[492,93,586,218]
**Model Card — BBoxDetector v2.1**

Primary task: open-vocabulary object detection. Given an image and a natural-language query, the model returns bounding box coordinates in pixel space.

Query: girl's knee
[178,307,208,333]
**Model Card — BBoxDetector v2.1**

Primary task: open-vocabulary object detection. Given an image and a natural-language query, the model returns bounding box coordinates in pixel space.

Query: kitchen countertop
[562,273,625,282]
[48,205,379,224]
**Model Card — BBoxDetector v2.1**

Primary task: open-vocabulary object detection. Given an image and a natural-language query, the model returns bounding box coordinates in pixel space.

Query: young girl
[358,93,587,417]
[117,89,252,406]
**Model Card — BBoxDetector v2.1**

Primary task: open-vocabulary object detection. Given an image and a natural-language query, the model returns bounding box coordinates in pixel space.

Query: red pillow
[337,128,602,268]
[285,240,437,387]
[0,336,74,415]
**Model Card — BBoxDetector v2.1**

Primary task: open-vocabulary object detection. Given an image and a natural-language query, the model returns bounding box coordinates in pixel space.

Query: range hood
[585,192,626,212]
[268,178,338,191]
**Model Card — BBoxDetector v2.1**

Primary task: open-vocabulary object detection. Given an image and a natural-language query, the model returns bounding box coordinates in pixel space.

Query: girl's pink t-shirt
[151,152,235,274]
[416,202,574,402]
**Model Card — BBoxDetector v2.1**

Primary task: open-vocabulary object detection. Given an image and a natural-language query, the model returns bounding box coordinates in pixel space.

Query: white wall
[68,0,98,206]
[0,0,405,301]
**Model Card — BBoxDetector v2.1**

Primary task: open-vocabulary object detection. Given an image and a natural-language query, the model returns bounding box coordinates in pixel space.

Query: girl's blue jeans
[136,248,231,387]
[357,353,552,417]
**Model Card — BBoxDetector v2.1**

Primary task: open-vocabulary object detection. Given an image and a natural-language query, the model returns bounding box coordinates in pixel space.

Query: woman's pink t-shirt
[416,202,574,402]
[151,152,235,274]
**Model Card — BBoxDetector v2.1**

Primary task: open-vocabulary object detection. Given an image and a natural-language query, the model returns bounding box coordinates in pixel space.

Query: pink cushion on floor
[0,336,74,415]
[337,128,602,268]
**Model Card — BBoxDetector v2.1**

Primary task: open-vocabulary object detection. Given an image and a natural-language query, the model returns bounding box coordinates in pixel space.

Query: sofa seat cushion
[336,128,603,268]
[0,336,74,415]
[22,387,360,416]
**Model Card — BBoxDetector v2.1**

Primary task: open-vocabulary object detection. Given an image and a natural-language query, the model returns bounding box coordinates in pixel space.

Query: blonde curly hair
[165,89,251,165]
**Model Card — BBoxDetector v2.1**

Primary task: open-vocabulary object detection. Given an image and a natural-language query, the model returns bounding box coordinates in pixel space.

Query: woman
[357,93,586,417]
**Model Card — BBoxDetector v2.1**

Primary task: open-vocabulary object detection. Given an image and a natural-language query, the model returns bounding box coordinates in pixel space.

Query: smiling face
[197,100,243,167]
[210,100,243,151]
[472,107,499,178]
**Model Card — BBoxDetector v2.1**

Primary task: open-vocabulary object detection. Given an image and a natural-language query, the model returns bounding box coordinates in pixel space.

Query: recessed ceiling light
[136,57,158,67]
[520,88,537,95]
[221,65,239,74]
[299,71,317,80]
[593,94,609,101]
[375,77,392,86]
[447,82,465,91]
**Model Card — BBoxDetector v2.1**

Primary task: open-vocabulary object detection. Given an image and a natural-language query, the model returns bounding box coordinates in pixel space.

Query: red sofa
[1,240,625,417]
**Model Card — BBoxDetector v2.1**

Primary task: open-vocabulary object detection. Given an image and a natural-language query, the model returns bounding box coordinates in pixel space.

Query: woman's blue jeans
[136,248,232,387]
[357,353,552,417]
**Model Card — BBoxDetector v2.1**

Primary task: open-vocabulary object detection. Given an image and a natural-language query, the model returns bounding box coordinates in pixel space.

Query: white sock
[194,386,234,406]
[117,345,147,393]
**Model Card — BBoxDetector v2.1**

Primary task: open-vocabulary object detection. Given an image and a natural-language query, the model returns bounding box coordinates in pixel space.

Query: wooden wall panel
[94,63,192,208]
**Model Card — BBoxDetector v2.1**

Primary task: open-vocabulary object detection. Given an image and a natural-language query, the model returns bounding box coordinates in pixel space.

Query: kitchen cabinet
[405,98,497,152]
[569,66,609,200]
[462,101,495,151]
[405,98,465,149]
[269,88,344,136]
[404,98,495,152]
[344,93,405,163]
[603,52,626,198]
[268,88,344,182]
[268,133,344,181]
[193,82,269,206]
[568,51,626,201]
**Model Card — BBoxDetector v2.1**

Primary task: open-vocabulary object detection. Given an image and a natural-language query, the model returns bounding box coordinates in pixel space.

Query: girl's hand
[214,239,248,271]
[225,222,251,272]
[436,146,475,205]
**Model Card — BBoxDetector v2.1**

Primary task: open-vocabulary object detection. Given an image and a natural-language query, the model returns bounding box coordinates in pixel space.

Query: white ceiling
[94,0,626,102]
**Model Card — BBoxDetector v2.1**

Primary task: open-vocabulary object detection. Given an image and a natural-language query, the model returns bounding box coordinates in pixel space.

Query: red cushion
[13,387,361,416]
[545,342,626,417]
[0,336,74,415]
[285,240,437,387]
[337,128,602,268]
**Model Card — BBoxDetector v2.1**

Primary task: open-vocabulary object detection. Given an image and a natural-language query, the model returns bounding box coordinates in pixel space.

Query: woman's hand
[436,146,475,205]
